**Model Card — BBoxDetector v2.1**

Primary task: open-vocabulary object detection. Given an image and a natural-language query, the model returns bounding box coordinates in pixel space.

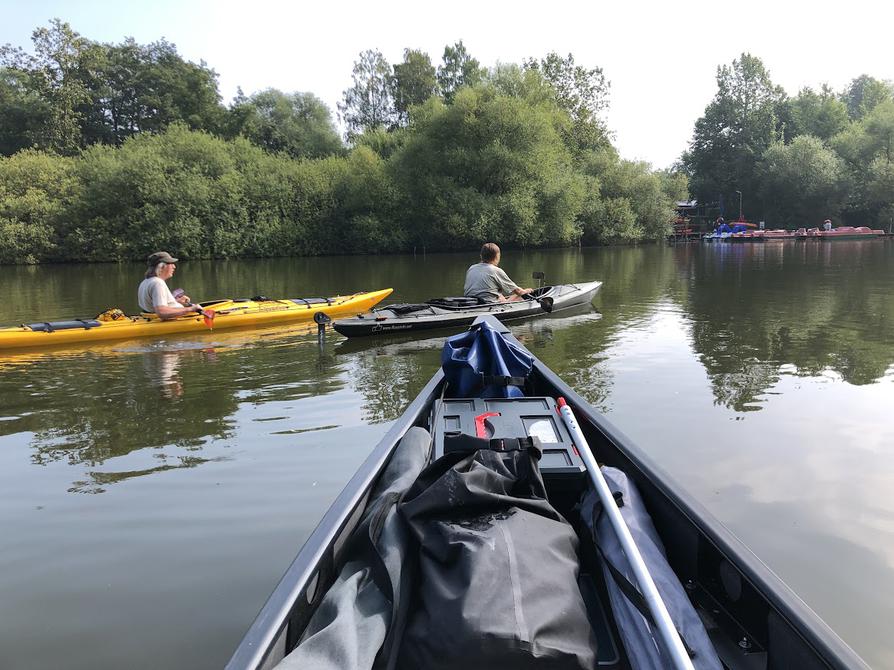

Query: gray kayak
[332,280,603,337]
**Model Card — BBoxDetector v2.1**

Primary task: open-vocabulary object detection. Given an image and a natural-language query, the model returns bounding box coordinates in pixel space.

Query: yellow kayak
[0,288,393,350]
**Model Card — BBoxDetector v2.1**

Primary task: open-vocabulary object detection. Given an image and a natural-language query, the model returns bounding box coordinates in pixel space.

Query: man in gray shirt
[463,243,533,303]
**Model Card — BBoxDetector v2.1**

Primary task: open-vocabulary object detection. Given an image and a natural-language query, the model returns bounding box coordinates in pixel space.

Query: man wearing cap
[138,252,204,319]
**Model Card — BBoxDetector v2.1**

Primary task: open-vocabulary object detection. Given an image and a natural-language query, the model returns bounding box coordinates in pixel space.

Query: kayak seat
[25,319,102,333]
[290,298,333,307]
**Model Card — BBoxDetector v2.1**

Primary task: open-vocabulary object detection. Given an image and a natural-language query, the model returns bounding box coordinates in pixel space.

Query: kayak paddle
[524,293,553,312]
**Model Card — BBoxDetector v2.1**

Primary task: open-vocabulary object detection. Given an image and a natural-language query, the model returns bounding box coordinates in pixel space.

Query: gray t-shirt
[463,262,520,301]
[138,276,179,313]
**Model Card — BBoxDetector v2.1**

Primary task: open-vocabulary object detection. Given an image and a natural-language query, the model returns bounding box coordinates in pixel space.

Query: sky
[3,0,894,169]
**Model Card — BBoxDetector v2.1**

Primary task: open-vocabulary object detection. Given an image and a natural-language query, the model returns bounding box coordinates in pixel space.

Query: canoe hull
[0,289,393,350]
[226,314,868,670]
[332,281,602,337]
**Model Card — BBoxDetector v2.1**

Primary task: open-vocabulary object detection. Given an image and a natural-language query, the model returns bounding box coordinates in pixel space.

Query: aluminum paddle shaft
[556,397,695,670]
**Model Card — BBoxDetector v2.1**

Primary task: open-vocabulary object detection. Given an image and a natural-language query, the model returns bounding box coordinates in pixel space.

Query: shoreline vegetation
[1,21,893,265]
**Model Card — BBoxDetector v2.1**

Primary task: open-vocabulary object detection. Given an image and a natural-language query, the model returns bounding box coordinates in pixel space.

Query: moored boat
[332,281,602,337]
[227,315,869,670]
[0,289,393,351]
[795,226,885,240]
[727,229,798,242]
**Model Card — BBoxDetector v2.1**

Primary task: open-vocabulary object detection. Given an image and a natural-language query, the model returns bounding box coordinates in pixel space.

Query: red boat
[795,226,885,240]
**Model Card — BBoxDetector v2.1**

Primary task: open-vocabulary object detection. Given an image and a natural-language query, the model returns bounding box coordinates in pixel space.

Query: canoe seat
[25,319,102,332]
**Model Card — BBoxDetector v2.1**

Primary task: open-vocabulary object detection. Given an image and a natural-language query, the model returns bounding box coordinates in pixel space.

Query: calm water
[1,243,893,669]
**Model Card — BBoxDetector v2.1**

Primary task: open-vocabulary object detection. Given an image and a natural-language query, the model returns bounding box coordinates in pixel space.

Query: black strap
[481,374,527,387]
[443,432,542,457]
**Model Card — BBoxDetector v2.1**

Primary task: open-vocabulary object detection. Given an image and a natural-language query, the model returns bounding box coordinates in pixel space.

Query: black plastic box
[430,397,587,489]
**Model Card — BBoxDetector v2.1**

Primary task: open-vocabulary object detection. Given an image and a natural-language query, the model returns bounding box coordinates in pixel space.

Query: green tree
[524,51,610,154]
[228,88,342,159]
[0,19,101,154]
[338,49,395,138]
[390,83,581,248]
[1,23,225,152]
[830,101,894,225]
[87,38,224,144]
[683,53,783,220]
[0,149,78,262]
[757,136,847,226]
[859,102,894,228]
[436,40,483,103]
[841,75,893,121]
[391,49,436,126]
[581,154,677,242]
[657,168,690,203]
[0,68,51,155]
[864,100,894,162]
[788,85,849,141]
[326,146,403,253]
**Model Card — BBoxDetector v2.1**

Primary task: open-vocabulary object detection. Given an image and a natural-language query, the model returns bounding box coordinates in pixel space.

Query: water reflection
[0,325,350,493]
[145,350,187,399]
[2,247,894,669]
[685,241,894,410]
[3,244,893,492]
[335,305,608,421]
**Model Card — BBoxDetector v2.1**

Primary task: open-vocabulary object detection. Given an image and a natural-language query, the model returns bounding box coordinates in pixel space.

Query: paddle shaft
[556,397,695,670]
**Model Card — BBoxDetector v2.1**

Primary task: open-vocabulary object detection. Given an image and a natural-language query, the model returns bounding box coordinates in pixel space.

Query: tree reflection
[4,243,892,494]
[0,329,347,493]
[346,346,440,424]
[686,241,894,410]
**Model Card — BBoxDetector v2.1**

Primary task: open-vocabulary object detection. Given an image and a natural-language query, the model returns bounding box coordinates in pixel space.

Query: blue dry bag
[441,320,534,398]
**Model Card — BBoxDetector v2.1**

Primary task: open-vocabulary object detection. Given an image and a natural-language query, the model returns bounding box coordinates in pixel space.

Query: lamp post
[735,190,743,220]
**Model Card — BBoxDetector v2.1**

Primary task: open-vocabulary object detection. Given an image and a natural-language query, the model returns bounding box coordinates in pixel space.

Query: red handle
[474,412,501,438]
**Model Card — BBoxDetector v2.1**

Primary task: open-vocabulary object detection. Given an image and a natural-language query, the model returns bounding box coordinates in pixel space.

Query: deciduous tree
[787,85,849,141]
[0,68,51,155]
[228,89,343,159]
[0,19,100,154]
[338,49,395,138]
[683,53,783,220]
[391,49,436,126]
[757,136,847,226]
[842,75,894,121]
[437,41,483,103]
[524,52,610,153]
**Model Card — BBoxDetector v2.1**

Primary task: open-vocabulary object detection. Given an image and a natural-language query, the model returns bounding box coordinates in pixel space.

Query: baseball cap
[147,251,179,265]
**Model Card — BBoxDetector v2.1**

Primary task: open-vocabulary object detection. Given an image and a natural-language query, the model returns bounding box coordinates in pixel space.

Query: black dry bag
[396,432,598,670]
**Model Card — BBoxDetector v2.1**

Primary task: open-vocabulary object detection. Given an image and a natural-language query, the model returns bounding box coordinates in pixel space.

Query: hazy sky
[3,0,893,168]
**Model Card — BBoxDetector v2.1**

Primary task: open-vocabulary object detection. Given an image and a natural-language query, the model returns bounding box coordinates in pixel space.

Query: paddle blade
[203,309,215,329]
[539,297,554,313]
